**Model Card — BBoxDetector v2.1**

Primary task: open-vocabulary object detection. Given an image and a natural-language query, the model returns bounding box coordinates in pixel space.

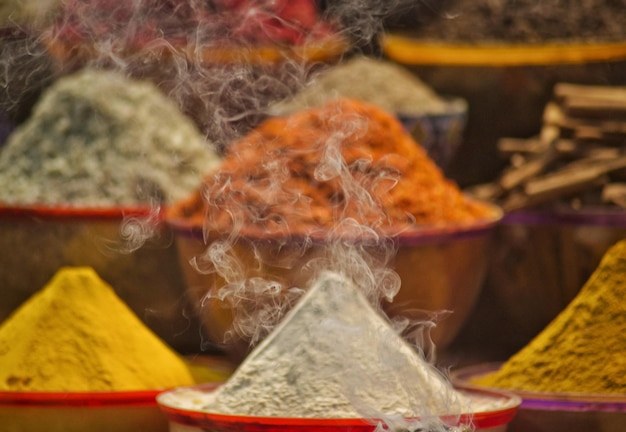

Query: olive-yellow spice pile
[0,267,195,391]
[475,239,626,394]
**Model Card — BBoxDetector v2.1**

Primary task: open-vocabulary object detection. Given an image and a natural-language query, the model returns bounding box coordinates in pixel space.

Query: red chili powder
[167,98,494,237]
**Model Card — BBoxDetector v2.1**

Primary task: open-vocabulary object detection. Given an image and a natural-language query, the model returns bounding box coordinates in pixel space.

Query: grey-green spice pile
[0,68,220,207]
[267,56,463,117]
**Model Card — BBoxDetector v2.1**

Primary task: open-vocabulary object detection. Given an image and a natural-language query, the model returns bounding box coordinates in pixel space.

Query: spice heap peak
[476,238,626,394]
[168,98,493,236]
[0,266,195,392]
[267,55,459,117]
[0,68,220,207]
[161,271,474,422]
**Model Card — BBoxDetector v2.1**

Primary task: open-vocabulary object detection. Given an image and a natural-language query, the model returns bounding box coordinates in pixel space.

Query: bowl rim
[156,383,520,430]
[44,30,349,66]
[381,33,626,66]
[165,201,503,246]
[451,362,626,412]
[0,203,163,220]
[0,388,162,407]
[502,207,626,227]
[395,96,468,120]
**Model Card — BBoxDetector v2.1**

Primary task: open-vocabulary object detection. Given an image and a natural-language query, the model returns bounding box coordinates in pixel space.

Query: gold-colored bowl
[168,203,503,361]
[0,204,199,353]
[380,34,626,186]
[380,35,626,67]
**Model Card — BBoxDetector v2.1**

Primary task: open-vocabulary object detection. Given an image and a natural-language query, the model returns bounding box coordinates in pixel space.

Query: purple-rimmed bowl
[451,362,626,432]
[486,207,626,348]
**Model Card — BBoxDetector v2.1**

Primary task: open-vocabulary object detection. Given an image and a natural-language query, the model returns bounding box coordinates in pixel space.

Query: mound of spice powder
[267,56,460,117]
[0,266,196,392]
[393,0,626,45]
[160,272,509,422]
[167,97,493,236]
[0,68,220,207]
[475,239,626,394]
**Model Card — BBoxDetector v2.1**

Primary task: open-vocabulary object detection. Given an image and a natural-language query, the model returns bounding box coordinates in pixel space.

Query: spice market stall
[165,97,501,359]
[381,0,626,187]
[0,68,221,353]
[380,0,626,362]
[1,1,626,431]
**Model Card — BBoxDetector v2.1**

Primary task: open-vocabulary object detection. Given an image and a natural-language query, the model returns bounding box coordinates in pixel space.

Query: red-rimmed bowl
[0,354,232,432]
[0,388,167,432]
[157,383,520,432]
[0,204,200,353]
[451,362,626,432]
[167,202,503,360]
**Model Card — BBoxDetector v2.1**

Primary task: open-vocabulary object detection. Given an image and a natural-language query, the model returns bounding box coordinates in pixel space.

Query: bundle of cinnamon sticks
[469,83,626,211]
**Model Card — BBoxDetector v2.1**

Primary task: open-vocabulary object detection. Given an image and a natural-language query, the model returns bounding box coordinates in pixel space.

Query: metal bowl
[397,97,468,171]
[167,202,502,360]
[0,204,201,353]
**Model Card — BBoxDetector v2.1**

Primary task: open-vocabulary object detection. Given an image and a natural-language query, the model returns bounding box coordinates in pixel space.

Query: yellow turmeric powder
[0,266,195,392]
[475,239,626,394]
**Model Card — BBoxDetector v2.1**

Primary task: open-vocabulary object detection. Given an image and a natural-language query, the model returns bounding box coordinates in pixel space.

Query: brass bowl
[0,204,200,353]
[485,208,626,349]
[168,203,502,360]
[380,34,626,186]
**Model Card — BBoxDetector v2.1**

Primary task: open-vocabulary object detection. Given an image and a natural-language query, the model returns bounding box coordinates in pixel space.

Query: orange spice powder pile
[167,98,493,236]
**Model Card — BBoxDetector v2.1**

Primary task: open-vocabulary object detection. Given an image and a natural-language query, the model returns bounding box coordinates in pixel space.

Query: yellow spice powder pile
[0,266,195,392]
[475,239,626,394]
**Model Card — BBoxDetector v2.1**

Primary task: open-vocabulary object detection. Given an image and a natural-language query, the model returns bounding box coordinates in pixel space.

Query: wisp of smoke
[3,2,462,427]
[189,97,453,358]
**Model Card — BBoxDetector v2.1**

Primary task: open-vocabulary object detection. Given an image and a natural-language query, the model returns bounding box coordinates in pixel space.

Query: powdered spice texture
[0,267,195,391]
[0,68,220,207]
[396,0,626,44]
[267,56,459,117]
[162,272,478,420]
[475,239,626,394]
[168,98,493,236]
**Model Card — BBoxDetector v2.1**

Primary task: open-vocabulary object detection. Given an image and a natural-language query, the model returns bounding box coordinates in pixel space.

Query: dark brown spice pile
[389,0,626,44]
